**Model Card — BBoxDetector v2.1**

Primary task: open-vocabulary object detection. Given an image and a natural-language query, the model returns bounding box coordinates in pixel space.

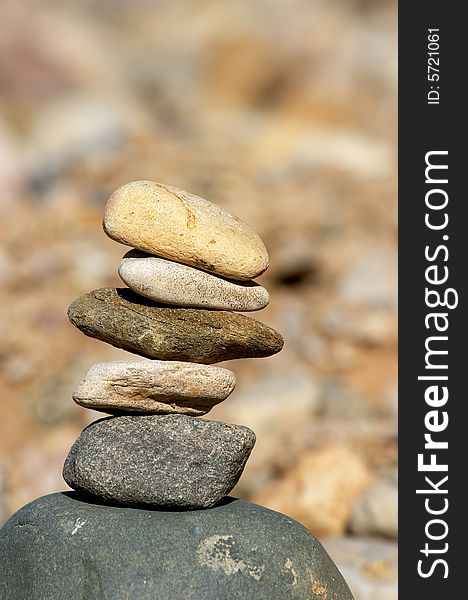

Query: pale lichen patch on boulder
[283,557,298,586]
[196,534,265,581]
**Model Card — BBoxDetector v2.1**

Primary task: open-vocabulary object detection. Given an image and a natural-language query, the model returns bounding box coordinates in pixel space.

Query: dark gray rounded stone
[63,414,256,509]
[0,492,354,600]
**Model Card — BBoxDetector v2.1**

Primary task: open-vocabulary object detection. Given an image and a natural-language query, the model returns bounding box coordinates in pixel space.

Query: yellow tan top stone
[103,180,269,280]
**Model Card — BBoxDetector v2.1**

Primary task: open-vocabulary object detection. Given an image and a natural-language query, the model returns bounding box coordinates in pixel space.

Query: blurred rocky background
[0,0,397,598]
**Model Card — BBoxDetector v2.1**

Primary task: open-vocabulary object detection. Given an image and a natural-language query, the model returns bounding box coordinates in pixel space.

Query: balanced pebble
[73,360,236,416]
[103,180,269,280]
[63,414,256,509]
[119,251,269,311]
[67,288,283,364]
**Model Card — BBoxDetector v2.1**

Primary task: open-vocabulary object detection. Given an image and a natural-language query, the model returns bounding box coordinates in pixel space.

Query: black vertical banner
[399,3,466,598]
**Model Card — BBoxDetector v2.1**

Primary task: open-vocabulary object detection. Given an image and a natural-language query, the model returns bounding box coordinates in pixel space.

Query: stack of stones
[0,181,353,600]
[64,180,284,509]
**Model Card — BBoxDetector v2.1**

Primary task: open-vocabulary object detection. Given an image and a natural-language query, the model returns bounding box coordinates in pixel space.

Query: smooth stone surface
[63,414,256,508]
[103,180,269,280]
[119,250,270,311]
[0,492,354,600]
[68,288,283,364]
[73,360,236,416]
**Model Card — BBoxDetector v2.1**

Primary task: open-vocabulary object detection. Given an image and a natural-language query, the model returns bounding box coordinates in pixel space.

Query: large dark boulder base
[0,492,353,600]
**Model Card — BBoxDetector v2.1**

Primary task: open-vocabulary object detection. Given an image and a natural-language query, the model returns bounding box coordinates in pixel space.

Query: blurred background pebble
[0,0,396,597]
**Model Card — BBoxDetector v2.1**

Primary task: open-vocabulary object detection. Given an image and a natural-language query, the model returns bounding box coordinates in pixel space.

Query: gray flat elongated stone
[63,414,256,509]
[73,360,236,416]
[67,288,283,364]
[103,180,269,280]
[0,492,354,600]
[119,250,270,311]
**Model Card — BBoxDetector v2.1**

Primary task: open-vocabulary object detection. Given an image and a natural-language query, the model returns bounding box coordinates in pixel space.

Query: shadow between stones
[60,491,238,512]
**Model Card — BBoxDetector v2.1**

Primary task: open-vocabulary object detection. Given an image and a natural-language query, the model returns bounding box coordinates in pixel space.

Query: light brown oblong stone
[103,180,269,280]
[73,360,236,416]
[119,251,269,311]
